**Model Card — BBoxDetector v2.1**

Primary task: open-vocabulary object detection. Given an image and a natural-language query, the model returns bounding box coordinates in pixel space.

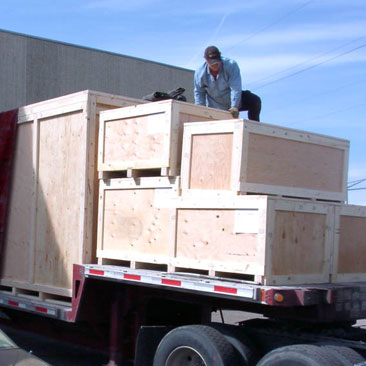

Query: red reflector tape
[124,274,141,281]
[214,286,237,294]
[162,279,181,287]
[89,269,105,276]
[35,306,48,313]
[8,300,19,307]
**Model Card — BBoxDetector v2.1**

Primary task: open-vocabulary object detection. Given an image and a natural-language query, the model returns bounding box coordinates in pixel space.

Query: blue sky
[1,0,365,204]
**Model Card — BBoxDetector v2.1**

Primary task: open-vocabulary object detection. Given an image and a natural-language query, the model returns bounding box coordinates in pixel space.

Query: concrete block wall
[0,29,194,112]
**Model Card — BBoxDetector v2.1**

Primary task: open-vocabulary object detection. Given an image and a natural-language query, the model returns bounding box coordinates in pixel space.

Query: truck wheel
[210,323,260,365]
[256,344,345,366]
[320,344,365,364]
[153,324,240,366]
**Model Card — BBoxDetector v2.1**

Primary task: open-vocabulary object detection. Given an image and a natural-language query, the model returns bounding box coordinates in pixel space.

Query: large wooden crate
[97,177,178,267]
[169,195,334,285]
[181,119,349,202]
[1,90,144,299]
[332,204,366,283]
[98,100,231,176]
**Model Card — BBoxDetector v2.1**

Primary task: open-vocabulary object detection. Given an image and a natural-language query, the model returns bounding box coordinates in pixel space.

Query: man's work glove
[229,107,239,118]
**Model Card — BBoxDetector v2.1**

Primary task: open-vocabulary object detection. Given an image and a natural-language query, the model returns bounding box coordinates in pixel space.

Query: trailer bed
[1,264,366,324]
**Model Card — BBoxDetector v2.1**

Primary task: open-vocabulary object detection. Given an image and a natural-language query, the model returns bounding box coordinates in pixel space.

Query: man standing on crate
[194,46,261,122]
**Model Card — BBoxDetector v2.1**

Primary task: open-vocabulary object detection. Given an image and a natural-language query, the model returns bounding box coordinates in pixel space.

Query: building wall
[0,29,194,112]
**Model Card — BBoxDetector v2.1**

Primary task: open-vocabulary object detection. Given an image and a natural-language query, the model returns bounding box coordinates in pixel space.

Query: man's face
[208,61,221,72]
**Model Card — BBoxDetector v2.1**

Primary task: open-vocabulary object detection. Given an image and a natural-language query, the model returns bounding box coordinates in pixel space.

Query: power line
[247,36,366,88]
[272,78,365,113]
[348,179,366,191]
[348,178,366,189]
[288,102,366,126]
[225,1,314,51]
[252,42,366,91]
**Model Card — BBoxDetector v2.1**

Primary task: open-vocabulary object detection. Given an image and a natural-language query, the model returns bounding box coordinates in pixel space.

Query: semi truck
[1,93,366,366]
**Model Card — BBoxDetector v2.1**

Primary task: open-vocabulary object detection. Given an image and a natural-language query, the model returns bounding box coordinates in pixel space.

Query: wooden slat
[2,122,32,283]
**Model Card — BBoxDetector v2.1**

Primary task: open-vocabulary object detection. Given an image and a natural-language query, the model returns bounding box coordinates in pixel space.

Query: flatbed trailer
[1,102,366,365]
[1,263,366,365]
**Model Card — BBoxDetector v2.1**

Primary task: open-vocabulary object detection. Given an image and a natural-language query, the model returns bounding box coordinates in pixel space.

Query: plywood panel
[271,211,327,276]
[1,123,33,282]
[101,188,172,256]
[246,133,344,192]
[103,113,167,165]
[175,113,218,169]
[176,209,262,268]
[34,111,85,289]
[189,133,233,190]
[338,215,366,273]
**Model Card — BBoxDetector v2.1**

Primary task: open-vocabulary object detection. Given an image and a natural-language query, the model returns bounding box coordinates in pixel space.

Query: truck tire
[320,344,365,365]
[153,324,240,366]
[210,323,260,366]
[256,344,345,366]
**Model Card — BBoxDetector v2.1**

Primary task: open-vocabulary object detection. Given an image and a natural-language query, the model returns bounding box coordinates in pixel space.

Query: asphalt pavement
[0,324,109,366]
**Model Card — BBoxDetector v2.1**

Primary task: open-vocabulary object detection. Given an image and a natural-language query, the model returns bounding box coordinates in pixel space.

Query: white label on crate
[234,210,259,234]
[154,188,175,208]
[146,113,166,134]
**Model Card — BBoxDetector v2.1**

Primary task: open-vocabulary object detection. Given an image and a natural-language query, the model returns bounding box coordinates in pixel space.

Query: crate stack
[97,100,366,286]
[177,119,366,285]
[96,99,232,268]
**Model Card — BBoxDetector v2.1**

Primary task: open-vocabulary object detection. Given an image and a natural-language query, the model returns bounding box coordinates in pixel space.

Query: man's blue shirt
[194,57,242,110]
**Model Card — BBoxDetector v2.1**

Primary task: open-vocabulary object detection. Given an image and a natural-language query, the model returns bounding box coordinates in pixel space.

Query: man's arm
[194,70,207,105]
[228,61,242,108]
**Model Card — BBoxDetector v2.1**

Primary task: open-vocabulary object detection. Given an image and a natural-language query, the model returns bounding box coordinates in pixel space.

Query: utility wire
[273,78,365,113]
[247,36,366,88]
[225,0,314,51]
[252,42,366,91]
[348,178,366,189]
[288,102,366,126]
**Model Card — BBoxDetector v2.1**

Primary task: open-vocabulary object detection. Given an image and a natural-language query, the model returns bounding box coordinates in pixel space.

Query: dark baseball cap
[204,46,222,65]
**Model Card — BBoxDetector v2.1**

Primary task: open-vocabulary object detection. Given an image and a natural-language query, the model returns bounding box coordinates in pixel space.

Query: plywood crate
[98,99,231,176]
[1,90,144,299]
[168,195,334,285]
[97,177,178,267]
[181,119,349,202]
[332,204,366,283]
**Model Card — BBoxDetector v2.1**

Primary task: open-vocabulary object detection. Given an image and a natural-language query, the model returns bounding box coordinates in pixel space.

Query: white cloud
[84,0,264,14]
[85,0,158,11]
